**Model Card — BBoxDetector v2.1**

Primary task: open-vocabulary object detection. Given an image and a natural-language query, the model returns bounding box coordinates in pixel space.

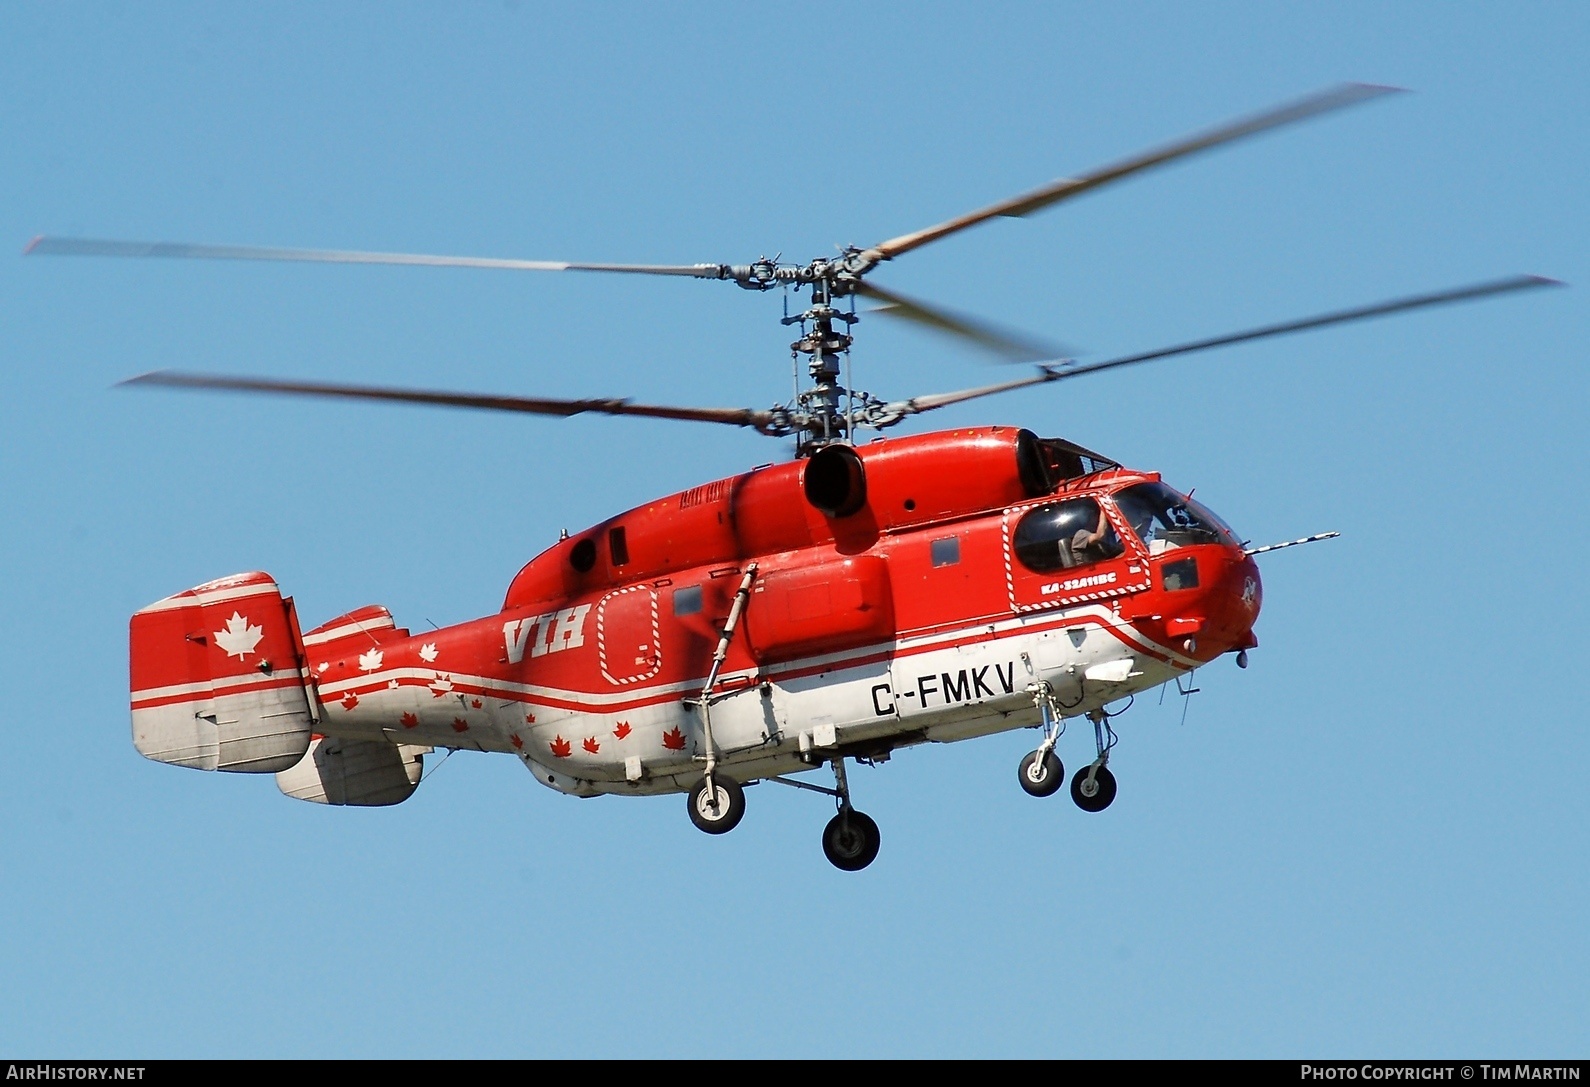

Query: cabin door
[1002,495,1150,613]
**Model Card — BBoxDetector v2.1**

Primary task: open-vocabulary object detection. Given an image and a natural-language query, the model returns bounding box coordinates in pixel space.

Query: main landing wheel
[1071,765,1117,813]
[1018,749,1064,797]
[687,774,745,834]
[822,810,881,871]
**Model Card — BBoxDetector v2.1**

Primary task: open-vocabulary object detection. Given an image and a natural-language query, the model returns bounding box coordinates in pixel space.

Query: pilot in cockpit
[1070,506,1115,565]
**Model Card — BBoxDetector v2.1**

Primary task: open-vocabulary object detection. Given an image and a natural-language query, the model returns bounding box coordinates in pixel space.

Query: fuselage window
[1162,556,1199,591]
[673,584,703,616]
[609,526,629,567]
[931,536,961,567]
[1013,498,1124,573]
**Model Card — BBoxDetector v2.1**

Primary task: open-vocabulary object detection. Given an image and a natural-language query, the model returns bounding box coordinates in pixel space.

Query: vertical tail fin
[129,572,318,772]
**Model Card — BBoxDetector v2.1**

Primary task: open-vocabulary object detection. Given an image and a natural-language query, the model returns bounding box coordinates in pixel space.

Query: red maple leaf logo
[510,733,524,750]
[582,736,600,754]
[613,721,632,740]
[549,735,571,758]
[471,698,483,709]
[451,717,469,733]
[525,712,536,724]
[340,691,359,711]
[661,726,686,751]
[400,711,419,729]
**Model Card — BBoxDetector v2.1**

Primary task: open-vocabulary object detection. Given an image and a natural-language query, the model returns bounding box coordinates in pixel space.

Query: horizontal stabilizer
[276,736,425,806]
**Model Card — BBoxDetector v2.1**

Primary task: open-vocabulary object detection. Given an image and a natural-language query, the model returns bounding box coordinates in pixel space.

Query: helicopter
[34,83,1558,870]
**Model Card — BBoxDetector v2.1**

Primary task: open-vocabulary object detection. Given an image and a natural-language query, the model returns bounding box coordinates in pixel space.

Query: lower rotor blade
[121,371,776,429]
[26,236,731,279]
[1053,274,1562,379]
[883,274,1562,420]
[857,281,1068,363]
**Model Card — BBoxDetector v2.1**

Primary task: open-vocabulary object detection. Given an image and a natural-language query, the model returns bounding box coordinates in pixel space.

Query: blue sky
[1,2,1585,1057]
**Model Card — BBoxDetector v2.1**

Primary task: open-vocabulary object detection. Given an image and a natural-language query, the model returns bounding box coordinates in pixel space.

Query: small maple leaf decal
[387,679,400,689]
[524,712,536,724]
[471,698,483,709]
[451,717,469,733]
[358,647,384,672]
[549,735,572,758]
[582,736,600,754]
[613,721,632,740]
[214,613,264,660]
[510,733,524,750]
[400,711,419,729]
[428,673,454,698]
[418,642,439,663]
[341,691,360,711]
[661,726,686,751]
[316,662,329,674]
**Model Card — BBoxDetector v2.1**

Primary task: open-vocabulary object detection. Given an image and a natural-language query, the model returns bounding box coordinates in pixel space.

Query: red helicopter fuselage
[129,426,1261,804]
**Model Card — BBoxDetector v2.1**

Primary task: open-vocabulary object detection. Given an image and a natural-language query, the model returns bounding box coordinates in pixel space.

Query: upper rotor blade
[856,281,1069,363]
[25,236,730,279]
[885,274,1563,419]
[870,83,1403,261]
[121,371,776,429]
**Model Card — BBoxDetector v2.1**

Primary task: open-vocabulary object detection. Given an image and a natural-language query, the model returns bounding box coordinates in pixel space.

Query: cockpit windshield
[1111,482,1237,553]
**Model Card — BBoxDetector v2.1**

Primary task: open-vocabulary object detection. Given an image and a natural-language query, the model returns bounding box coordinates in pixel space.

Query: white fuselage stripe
[307,605,1189,707]
[131,667,307,703]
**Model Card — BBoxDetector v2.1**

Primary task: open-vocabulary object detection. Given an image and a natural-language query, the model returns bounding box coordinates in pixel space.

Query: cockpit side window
[1111,482,1235,554]
[1013,498,1124,573]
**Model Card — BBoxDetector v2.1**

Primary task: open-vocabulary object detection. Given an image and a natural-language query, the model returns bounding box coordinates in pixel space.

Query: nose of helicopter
[1150,543,1262,662]
[1200,546,1262,658]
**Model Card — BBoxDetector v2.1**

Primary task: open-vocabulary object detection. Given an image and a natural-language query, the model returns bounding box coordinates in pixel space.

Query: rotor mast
[781,256,864,452]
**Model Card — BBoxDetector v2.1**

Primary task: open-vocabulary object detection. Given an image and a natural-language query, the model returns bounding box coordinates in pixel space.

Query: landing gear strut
[768,757,881,870]
[1071,709,1118,813]
[820,758,881,871]
[1018,682,1066,798]
[685,564,757,837]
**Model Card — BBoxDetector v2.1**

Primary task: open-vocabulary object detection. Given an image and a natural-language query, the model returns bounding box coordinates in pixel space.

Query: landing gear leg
[820,758,881,871]
[685,564,757,836]
[1071,709,1118,812]
[1018,682,1066,798]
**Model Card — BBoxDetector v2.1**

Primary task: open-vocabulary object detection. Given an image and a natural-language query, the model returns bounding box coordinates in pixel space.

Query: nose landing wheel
[1017,681,1067,798]
[1071,763,1117,812]
[1018,749,1064,797]
[1068,707,1119,812]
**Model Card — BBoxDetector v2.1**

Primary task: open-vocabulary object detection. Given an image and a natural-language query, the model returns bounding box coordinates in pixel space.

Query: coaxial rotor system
[26,82,1562,454]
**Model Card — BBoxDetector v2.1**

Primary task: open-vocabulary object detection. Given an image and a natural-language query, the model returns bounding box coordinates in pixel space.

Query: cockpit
[1110,481,1238,554]
[1010,473,1239,576]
